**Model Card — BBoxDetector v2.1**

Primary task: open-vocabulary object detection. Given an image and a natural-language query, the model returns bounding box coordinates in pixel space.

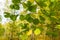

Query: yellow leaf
[27,29,32,36]
[34,28,41,35]
[55,25,60,29]
[28,0,34,3]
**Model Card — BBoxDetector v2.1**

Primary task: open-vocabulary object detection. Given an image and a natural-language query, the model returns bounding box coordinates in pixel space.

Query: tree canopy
[0,0,60,40]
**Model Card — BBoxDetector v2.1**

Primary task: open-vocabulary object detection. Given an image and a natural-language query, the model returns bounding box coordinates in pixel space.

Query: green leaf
[0,28,5,36]
[49,2,56,9]
[28,5,37,12]
[12,0,21,4]
[36,0,47,7]
[17,32,22,36]
[31,24,36,30]
[24,1,37,12]
[14,4,20,10]
[10,4,20,10]
[23,1,37,12]
[20,34,28,40]
[46,31,58,37]
[55,1,60,11]
[10,15,18,21]
[52,31,58,37]
[19,23,29,29]
[33,19,39,25]
[50,10,56,16]
[4,12,10,18]
[23,29,29,33]
[51,0,56,2]
[20,15,25,21]
[36,0,40,2]
[39,16,45,21]
[36,0,47,2]
[33,27,44,31]
[25,14,33,23]
[46,24,52,30]
[22,2,27,9]
[41,10,50,17]
[55,25,60,29]
[57,18,60,23]
[46,31,52,36]
[49,17,57,22]
[39,16,45,24]
[22,23,28,29]
[26,1,32,7]
[39,2,47,7]
[39,27,44,31]
[19,23,24,27]
[10,4,14,9]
